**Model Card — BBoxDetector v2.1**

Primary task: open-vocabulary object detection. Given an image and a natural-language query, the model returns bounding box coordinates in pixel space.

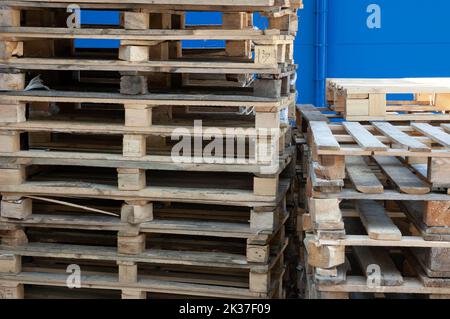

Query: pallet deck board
[372,122,431,152]
[0,58,288,74]
[345,157,384,194]
[0,178,291,207]
[373,156,431,195]
[342,122,387,151]
[356,200,402,241]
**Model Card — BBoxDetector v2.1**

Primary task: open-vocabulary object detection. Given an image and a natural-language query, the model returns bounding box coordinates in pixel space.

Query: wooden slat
[353,246,404,286]
[309,121,340,150]
[372,122,430,152]
[373,156,431,194]
[356,200,402,241]
[345,157,384,194]
[412,123,450,148]
[343,122,387,151]
[298,104,329,123]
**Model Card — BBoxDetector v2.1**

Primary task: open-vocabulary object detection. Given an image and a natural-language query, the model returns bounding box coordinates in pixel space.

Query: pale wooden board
[309,121,340,150]
[298,104,329,123]
[412,123,450,148]
[353,246,404,286]
[345,157,384,194]
[0,58,284,74]
[373,156,431,194]
[0,26,289,41]
[356,200,402,241]
[372,122,430,152]
[342,122,387,151]
[328,77,450,94]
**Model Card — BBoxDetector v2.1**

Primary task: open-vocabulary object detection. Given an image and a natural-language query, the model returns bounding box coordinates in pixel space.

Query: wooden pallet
[0,0,303,11]
[327,78,450,121]
[305,246,450,299]
[308,121,450,190]
[0,197,289,299]
[0,7,297,74]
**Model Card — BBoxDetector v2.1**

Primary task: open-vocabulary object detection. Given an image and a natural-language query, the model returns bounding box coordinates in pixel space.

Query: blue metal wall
[298,0,450,106]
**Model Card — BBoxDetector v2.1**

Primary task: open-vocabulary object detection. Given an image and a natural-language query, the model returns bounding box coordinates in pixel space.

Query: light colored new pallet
[327,78,450,121]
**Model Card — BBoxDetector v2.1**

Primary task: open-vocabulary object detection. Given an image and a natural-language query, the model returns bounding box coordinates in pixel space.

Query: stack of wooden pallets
[0,0,302,299]
[297,79,450,299]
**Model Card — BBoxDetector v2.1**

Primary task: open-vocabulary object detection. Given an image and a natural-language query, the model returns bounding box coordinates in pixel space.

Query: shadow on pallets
[0,195,300,299]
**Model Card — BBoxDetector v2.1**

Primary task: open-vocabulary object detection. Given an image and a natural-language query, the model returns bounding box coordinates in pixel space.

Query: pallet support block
[0,167,25,185]
[122,289,147,299]
[119,45,149,62]
[424,201,450,227]
[306,239,345,269]
[0,103,26,123]
[117,168,146,191]
[0,254,21,274]
[0,132,21,153]
[125,105,153,127]
[250,209,277,232]
[255,45,278,66]
[254,79,282,98]
[123,135,146,157]
[0,73,25,91]
[1,197,32,220]
[0,8,20,27]
[121,201,154,224]
[117,233,145,255]
[118,261,138,284]
[308,198,343,230]
[254,176,279,196]
[247,243,270,263]
[120,75,148,95]
[122,12,150,30]
[249,271,270,293]
[1,228,28,247]
[0,283,24,299]
[0,41,23,59]
[313,154,346,180]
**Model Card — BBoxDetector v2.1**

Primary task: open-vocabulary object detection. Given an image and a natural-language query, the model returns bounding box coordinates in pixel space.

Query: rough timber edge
[0,237,288,272]
[0,178,291,207]
[0,90,295,111]
[0,272,270,299]
[317,276,450,295]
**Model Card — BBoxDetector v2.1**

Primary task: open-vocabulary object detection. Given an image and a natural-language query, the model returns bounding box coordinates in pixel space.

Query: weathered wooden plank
[310,121,340,151]
[356,200,402,241]
[353,246,404,286]
[373,156,431,194]
[345,157,384,194]
[412,123,450,148]
[343,122,387,151]
[372,122,430,152]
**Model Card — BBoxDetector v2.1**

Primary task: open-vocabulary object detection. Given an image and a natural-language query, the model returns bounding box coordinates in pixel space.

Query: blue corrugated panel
[298,0,450,105]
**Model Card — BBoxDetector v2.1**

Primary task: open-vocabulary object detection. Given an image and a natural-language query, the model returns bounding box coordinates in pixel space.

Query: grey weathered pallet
[0,170,292,207]
[0,266,286,299]
[0,226,288,299]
